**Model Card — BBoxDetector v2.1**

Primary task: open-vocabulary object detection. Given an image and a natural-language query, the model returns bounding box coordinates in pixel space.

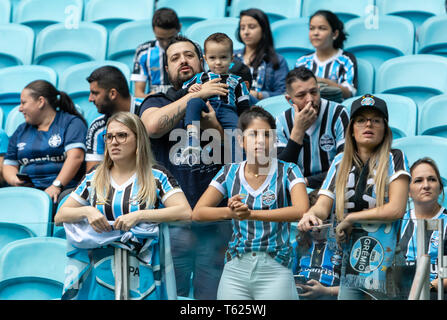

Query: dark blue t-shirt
[4,111,87,189]
[139,90,224,208]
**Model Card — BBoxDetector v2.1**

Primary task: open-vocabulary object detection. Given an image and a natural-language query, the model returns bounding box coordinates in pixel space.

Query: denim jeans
[217,251,299,300]
[169,221,232,300]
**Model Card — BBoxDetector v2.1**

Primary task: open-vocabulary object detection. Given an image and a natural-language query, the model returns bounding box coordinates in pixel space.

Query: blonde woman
[55,112,191,300]
[298,94,410,300]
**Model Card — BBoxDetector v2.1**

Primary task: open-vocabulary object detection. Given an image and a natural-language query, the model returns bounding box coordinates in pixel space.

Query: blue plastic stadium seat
[107,20,154,72]
[271,18,313,70]
[157,0,226,33]
[52,193,70,239]
[343,93,417,139]
[58,60,130,126]
[256,95,289,118]
[0,0,11,23]
[0,237,67,300]
[185,18,243,51]
[14,0,83,38]
[418,94,447,138]
[301,0,375,23]
[33,22,108,79]
[4,105,24,137]
[393,136,447,187]
[229,0,302,24]
[84,0,154,35]
[417,16,447,57]
[375,54,447,108]
[0,65,57,128]
[344,16,414,73]
[0,23,34,68]
[356,58,374,96]
[0,187,53,238]
[377,0,446,30]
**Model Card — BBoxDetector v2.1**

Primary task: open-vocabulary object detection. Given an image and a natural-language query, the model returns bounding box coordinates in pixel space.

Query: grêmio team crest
[261,190,276,207]
[349,236,384,273]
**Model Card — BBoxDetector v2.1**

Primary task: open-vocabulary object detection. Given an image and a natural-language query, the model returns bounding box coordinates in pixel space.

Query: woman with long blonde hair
[298,94,410,300]
[55,112,191,300]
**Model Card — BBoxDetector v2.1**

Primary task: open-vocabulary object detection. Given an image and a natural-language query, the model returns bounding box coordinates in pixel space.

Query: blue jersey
[296,49,358,96]
[276,98,349,188]
[319,149,411,294]
[291,216,342,287]
[131,40,171,94]
[182,72,250,113]
[399,207,447,282]
[4,111,87,189]
[85,97,143,163]
[71,164,182,219]
[210,159,306,267]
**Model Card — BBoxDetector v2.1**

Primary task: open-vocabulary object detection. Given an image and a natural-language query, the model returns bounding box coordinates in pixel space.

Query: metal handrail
[409,254,431,300]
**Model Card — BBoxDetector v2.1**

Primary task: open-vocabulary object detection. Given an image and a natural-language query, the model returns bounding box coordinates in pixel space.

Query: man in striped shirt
[131,8,181,97]
[276,66,349,189]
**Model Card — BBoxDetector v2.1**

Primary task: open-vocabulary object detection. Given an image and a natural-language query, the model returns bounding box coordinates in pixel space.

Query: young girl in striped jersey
[55,112,191,300]
[193,106,309,300]
[296,10,357,100]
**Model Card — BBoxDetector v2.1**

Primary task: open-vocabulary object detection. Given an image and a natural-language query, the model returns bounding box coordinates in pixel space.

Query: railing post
[114,247,129,300]
[409,254,431,300]
[416,219,430,300]
[438,219,444,300]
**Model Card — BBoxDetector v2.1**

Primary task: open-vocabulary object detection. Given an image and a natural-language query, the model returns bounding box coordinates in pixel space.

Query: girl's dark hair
[24,80,86,125]
[237,106,276,132]
[310,10,347,49]
[236,8,280,70]
[410,157,445,199]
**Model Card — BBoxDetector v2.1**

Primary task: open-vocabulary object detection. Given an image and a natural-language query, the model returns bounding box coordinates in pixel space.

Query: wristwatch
[52,180,64,189]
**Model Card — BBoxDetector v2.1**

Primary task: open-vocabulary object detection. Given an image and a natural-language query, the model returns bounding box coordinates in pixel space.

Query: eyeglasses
[354,117,384,127]
[104,132,128,144]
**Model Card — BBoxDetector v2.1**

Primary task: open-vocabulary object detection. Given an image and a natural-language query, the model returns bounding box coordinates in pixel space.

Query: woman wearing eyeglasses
[298,94,411,300]
[55,112,191,300]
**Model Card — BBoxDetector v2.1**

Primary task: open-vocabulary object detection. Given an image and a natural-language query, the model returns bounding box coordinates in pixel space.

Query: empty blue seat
[378,0,446,29]
[375,54,447,108]
[59,60,130,126]
[418,94,447,138]
[343,93,417,139]
[256,95,289,118]
[0,0,11,23]
[356,58,374,96]
[84,0,154,35]
[4,105,24,136]
[185,18,243,51]
[0,237,67,300]
[344,16,414,73]
[393,136,447,186]
[271,18,313,70]
[14,0,83,38]
[0,65,57,128]
[157,0,226,33]
[229,0,302,24]
[107,20,153,72]
[0,187,53,238]
[301,0,375,23]
[0,23,34,68]
[417,16,447,57]
[33,22,108,78]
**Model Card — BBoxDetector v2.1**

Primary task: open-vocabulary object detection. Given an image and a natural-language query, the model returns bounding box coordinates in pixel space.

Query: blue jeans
[184,98,238,130]
[169,221,232,300]
[217,252,299,300]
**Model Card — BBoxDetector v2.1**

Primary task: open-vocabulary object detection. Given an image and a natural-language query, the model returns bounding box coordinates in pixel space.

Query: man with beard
[85,66,143,172]
[138,35,232,300]
[276,66,349,189]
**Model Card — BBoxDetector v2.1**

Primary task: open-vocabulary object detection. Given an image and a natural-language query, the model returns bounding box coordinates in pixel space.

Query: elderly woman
[3,80,87,203]
[298,94,410,300]
[55,112,191,300]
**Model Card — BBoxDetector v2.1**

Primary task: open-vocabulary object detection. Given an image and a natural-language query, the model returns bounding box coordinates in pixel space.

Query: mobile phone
[294,275,307,285]
[311,223,332,231]
[16,173,32,183]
